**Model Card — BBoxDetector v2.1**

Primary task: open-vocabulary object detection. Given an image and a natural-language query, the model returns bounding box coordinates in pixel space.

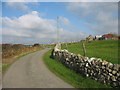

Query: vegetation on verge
[2,64,10,74]
[2,43,42,59]
[43,49,111,88]
[62,40,119,64]
[15,48,43,59]
[2,48,43,74]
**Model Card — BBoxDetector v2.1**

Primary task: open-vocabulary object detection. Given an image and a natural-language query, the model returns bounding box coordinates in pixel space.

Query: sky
[1,0,118,45]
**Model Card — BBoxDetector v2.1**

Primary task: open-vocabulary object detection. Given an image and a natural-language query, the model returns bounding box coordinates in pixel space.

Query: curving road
[3,48,74,88]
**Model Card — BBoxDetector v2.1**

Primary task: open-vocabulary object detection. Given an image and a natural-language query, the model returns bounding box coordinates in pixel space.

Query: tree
[33,43,40,47]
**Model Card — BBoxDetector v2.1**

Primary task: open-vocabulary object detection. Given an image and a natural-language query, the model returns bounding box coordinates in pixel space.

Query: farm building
[94,35,102,40]
[102,33,120,40]
[103,34,112,39]
[112,36,120,40]
[86,33,119,42]
[86,35,94,42]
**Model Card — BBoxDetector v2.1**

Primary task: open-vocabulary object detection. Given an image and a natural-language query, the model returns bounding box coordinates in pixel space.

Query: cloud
[2,0,119,2]
[5,2,39,12]
[2,28,31,37]
[5,2,30,12]
[67,2,118,35]
[2,11,87,44]
[58,16,82,32]
[59,16,70,26]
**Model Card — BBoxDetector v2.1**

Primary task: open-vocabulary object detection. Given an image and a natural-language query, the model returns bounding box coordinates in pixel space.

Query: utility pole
[57,16,60,43]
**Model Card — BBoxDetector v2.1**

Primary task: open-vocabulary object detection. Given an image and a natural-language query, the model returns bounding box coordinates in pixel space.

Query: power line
[57,16,60,43]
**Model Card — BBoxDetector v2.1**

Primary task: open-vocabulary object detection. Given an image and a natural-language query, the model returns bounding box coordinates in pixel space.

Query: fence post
[65,43,68,50]
[82,41,86,57]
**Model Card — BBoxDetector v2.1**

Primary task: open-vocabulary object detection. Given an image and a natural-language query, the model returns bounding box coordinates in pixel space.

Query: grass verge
[2,64,10,73]
[43,49,111,88]
[2,48,43,74]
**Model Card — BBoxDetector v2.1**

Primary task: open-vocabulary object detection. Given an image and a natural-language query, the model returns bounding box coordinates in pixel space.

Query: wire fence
[61,40,119,64]
[46,16,119,64]
[23,29,119,64]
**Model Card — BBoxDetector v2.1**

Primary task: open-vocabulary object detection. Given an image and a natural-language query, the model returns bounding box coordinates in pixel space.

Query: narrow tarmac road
[3,48,74,88]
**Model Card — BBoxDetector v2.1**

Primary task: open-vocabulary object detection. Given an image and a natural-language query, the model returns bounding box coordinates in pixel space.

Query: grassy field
[62,40,119,64]
[43,49,111,88]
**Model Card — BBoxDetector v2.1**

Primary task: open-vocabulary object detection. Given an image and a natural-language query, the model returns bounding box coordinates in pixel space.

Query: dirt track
[3,48,74,88]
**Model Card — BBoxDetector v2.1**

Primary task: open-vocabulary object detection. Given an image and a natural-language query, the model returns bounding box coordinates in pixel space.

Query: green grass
[2,48,43,74]
[2,64,11,74]
[62,40,119,64]
[43,49,111,88]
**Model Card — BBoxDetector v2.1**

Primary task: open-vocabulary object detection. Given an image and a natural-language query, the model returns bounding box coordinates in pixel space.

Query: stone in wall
[51,43,120,88]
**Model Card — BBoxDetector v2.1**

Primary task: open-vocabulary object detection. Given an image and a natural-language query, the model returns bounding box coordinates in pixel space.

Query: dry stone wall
[51,43,120,88]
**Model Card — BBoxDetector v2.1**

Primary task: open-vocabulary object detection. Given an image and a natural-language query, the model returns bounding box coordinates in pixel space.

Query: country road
[3,48,74,88]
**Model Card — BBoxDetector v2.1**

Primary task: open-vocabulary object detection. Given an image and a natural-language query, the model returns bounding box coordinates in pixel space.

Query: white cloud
[67,2,118,35]
[59,16,70,26]
[2,0,119,2]
[2,28,31,37]
[58,16,82,33]
[5,2,30,12]
[5,2,39,12]
[2,11,87,44]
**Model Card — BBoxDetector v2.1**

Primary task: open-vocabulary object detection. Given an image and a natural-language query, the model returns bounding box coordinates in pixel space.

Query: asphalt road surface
[3,48,74,88]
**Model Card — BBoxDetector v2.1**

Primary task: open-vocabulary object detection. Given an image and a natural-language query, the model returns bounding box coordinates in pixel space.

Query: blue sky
[1,1,118,44]
[2,2,90,33]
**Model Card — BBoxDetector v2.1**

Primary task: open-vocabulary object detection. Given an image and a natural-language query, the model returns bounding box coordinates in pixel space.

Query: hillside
[62,40,119,64]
